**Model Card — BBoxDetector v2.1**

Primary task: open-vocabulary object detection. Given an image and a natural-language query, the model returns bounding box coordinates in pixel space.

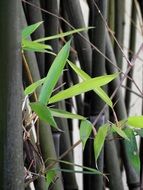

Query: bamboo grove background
[0,0,143,189]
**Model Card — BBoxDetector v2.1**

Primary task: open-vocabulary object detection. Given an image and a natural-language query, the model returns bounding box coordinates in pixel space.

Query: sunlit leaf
[34,27,94,42]
[112,124,129,140]
[24,78,46,95]
[46,170,56,189]
[30,102,58,129]
[22,21,43,39]
[22,40,52,52]
[39,40,71,105]
[50,108,85,120]
[49,73,118,104]
[127,116,143,128]
[80,120,92,150]
[68,61,113,108]
[94,124,108,162]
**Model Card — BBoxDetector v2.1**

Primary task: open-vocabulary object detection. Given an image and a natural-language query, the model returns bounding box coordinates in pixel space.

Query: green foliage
[80,120,93,149]
[39,40,71,105]
[34,27,94,42]
[48,159,104,176]
[22,40,52,52]
[23,22,133,183]
[127,116,143,128]
[49,108,86,120]
[124,128,140,173]
[69,61,113,108]
[112,124,129,140]
[22,21,43,39]
[45,170,57,189]
[30,102,58,129]
[24,77,46,95]
[49,73,118,104]
[94,124,108,162]
[22,21,52,53]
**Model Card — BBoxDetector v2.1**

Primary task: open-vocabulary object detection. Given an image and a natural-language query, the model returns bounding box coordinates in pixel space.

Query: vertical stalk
[84,1,107,190]
[0,0,23,189]
[107,0,115,45]
[40,0,59,74]
[125,0,137,115]
[61,0,92,75]
[104,133,124,190]
[114,0,125,69]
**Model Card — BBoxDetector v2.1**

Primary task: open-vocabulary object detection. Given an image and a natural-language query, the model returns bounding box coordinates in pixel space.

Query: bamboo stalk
[104,133,124,190]
[84,1,107,189]
[61,0,92,75]
[107,0,115,45]
[125,0,137,115]
[114,0,125,69]
[40,0,59,74]
[0,0,23,189]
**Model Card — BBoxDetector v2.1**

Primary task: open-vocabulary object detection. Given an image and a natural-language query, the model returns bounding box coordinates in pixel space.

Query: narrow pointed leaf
[46,170,56,189]
[134,129,143,137]
[24,78,46,95]
[127,116,143,128]
[22,21,43,39]
[30,102,58,129]
[80,120,92,149]
[112,124,129,140]
[34,27,94,42]
[94,124,108,162]
[48,159,103,176]
[124,128,140,172]
[22,40,52,52]
[39,40,71,105]
[49,73,118,104]
[55,168,101,174]
[69,61,113,108]
[49,108,85,120]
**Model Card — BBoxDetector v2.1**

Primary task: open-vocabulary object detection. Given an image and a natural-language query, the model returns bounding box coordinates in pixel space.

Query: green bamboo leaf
[39,40,71,105]
[22,40,52,52]
[49,73,118,104]
[34,27,94,43]
[124,127,140,172]
[134,129,143,137]
[80,120,92,149]
[94,124,108,162]
[48,159,103,176]
[24,78,46,95]
[127,116,143,128]
[49,108,86,120]
[68,61,113,108]
[30,102,58,129]
[112,124,129,140]
[46,170,56,189]
[55,168,101,174]
[22,21,43,39]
